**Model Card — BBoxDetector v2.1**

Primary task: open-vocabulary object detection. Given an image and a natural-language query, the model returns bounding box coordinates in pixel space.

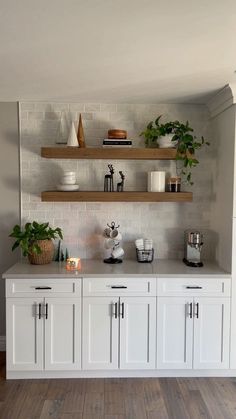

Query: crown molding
[207,84,236,117]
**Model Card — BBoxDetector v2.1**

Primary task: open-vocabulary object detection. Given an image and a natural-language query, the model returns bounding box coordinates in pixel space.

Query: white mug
[111,246,124,259]
[104,238,115,249]
[148,171,165,192]
[110,230,122,241]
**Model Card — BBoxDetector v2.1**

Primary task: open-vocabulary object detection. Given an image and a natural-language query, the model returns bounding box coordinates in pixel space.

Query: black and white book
[103,139,133,145]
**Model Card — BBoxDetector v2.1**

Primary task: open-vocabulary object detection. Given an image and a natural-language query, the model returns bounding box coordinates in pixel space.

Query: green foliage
[9,221,63,257]
[140,115,210,184]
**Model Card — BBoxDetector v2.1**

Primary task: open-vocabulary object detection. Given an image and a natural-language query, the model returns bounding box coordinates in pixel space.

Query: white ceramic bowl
[60,177,76,185]
[57,184,79,191]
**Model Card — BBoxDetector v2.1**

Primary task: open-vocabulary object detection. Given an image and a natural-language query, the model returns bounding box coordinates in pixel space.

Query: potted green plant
[9,221,63,265]
[140,115,210,184]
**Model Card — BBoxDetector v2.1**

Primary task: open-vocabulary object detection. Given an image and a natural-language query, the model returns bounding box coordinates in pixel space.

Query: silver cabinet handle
[39,303,42,319]
[35,286,52,290]
[194,302,199,318]
[186,286,202,289]
[45,303,48,320]
[120,302,124,318]
[189,302,193,318]
[186,302,193,319]
[113,302,118,319]
[111,286,127,289]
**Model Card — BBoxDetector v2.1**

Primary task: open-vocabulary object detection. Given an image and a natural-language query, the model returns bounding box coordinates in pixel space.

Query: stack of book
[103,129,133,148]
[103,139,132,148]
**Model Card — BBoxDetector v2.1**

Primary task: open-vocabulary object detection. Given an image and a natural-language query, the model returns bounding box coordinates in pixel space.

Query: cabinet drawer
[6,278,82,298]
[157,277,231,297]
[83,277,156,296]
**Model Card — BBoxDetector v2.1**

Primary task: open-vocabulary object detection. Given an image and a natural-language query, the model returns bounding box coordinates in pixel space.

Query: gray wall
[0,102,20,336]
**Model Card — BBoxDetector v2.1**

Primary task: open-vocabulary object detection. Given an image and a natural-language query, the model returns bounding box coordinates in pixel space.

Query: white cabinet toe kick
[4,274,232,379]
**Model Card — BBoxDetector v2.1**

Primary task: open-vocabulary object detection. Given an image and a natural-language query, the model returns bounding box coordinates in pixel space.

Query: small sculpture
[67,122,78,147]
[77,113,86,148]
[104,164,114,192]
[117,171,125,192]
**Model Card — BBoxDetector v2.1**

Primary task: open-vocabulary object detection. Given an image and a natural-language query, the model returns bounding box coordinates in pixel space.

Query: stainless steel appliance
[183,230,203,267]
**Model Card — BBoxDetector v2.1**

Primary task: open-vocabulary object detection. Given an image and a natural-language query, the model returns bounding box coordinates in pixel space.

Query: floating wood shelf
[41,147,177,160]
[41,191,193,203]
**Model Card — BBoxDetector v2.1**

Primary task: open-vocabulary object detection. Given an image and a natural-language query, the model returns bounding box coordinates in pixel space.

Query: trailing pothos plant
[9,221,63,256]
[140,115,210,185]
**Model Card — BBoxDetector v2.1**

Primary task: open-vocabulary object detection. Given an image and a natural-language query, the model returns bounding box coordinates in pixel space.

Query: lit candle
[66,258,81,270]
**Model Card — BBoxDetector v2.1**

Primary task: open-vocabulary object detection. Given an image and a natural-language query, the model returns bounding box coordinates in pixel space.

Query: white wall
[20,102,215,261]
[0,102,20,338]
[210,105,236,271]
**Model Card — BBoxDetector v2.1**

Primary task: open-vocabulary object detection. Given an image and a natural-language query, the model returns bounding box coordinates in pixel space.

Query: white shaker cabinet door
[82,297,119,370]
[157,297,193,369]
[119,297,156,369]
[193,297,230,369]
[45,298,81,370]
[6,298,43,371]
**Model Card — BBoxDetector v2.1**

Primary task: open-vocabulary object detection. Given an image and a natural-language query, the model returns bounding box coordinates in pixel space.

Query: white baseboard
[0,336,6,351]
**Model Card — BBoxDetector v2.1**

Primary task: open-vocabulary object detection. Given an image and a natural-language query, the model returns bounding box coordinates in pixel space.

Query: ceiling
[0,0,236,104]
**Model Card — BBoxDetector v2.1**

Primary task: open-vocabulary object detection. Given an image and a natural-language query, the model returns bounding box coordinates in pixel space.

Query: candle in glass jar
[66,258,81,270]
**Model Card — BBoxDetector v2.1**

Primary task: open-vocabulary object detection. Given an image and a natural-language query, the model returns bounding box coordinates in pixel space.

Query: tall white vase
[67,122,78,147]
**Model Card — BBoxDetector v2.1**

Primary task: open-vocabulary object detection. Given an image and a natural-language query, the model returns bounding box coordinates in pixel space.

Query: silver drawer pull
[186,286,202,289]
[35,286,52,290]
[111,286,127,289]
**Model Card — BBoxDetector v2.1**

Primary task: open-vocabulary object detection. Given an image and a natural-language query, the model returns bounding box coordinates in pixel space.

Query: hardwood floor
[1,353,236,419]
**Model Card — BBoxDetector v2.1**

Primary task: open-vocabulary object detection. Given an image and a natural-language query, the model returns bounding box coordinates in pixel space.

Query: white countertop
[2,259,231,279]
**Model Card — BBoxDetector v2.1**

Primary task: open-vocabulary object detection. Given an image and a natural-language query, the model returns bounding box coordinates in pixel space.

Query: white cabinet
[119,297,156,369]
[83,297,119,370]
[6,298,43,371]
[45,298,81,370]
[157,296,230,370]
[193,297,230,369]
[83,296,156,370]
[6,278,82,373]
[157,297,193,369]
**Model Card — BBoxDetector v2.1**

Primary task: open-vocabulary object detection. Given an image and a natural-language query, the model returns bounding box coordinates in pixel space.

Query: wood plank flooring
[1,353,236,419]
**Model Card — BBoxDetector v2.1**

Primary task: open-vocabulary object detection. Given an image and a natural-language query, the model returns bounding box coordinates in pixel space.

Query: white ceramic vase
[67,122,78,147]
[158,134,177,148]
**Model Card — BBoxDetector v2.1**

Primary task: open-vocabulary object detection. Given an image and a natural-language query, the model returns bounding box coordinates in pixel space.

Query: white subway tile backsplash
[20,101,214,260]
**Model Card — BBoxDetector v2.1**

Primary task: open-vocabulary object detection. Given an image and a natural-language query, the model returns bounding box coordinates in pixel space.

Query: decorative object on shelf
[104,164,115,192]
[55,240,68,262]
[67,122,78,147]
[147,171,165,192]
[9,221,63,265]
[103,139,132,148]
[108,129,127,139]
[103,221,124,264]
[183,230,203,267]
[57,171,79,191]
[77,113,86,148]
[117,171,125,192]
[135,238,154,263]
[56,110,69,144]
[140,115,210,185]
[168,176,181,192]
[66,257,81,270]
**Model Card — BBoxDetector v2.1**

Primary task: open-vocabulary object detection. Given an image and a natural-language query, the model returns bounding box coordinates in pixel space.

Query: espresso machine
[183,230,203,267]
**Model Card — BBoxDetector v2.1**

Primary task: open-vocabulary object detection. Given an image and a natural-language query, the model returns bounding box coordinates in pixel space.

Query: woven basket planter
[28,239,54,265]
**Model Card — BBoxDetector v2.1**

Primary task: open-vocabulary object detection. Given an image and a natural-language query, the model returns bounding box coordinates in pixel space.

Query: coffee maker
[183,230,203,267]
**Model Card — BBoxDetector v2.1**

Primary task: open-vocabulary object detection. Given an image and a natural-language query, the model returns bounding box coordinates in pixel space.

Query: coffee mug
[110,229,122,241]
[104,238,115,249]
[111,246,124,259]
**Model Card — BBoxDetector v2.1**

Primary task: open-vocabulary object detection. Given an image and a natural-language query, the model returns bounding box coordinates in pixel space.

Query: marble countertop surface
[2,259,231,279]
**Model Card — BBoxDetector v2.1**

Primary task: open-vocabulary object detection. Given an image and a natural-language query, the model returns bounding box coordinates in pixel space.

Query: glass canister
[168,176,181,192]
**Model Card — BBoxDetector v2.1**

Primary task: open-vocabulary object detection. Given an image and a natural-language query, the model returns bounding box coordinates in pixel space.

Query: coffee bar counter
[2,259,230,279]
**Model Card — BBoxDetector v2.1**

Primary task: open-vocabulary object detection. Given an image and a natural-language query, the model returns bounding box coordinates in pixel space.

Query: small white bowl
[60,178,76,185]
[57,184,79,191]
